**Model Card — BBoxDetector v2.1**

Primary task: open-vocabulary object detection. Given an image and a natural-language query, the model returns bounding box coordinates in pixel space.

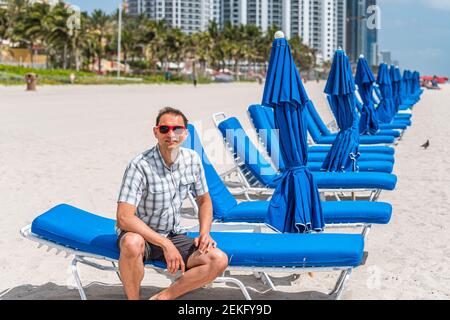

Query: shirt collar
[153,144,181,171]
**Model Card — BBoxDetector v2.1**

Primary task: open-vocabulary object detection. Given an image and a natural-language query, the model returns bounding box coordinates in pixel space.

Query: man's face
[153,113,188,150]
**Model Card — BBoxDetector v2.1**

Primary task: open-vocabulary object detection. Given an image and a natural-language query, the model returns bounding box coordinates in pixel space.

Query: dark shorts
[117,231,197,268]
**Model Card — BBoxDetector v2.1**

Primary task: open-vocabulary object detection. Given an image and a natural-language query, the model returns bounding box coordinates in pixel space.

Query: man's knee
[207,248,228,271]
[120,233,145,259]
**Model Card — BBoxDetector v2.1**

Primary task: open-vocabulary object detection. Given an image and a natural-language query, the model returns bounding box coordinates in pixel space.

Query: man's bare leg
[150,248,228,300]
[118,233,146,300]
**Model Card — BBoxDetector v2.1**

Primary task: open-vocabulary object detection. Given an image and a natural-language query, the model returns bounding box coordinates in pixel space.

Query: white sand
[0,81,449,300]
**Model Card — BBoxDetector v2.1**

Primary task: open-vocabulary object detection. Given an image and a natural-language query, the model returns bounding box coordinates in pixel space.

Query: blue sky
[69,0,450,76]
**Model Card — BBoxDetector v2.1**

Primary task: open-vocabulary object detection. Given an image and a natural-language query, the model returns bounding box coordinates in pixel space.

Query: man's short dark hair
[156,107,188,127]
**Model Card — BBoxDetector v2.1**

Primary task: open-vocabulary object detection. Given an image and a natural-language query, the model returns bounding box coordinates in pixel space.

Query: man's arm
[194,193,216,253]
[116,202,185,274]
[116,202,168,247]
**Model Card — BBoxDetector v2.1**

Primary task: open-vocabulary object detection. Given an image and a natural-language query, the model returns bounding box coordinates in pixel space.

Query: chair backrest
[247,104,285,170]
[306,99,332,136]
[373,84,382,103]
[182,124,238,220]
[250,102,326,149]
[216,116,280,187]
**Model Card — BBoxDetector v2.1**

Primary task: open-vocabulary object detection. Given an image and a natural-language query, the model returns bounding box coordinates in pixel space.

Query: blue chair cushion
[308,160,394,173]
[224,201,391,225]
[315,134,395,145]
[379,122,408,130]
[308,152,394,163]
[31,204,364,268]
[308,145,395,155]
[321,201,392,224]
[312,172,397,190]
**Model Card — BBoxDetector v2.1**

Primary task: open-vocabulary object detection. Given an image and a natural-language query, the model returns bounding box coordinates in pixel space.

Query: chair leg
[71,256,87,300]
[329,269,352,300]
[369,189,382,201]
[214,276,252,300]
[362,224,372,239]
[261,272,277,291]
[111,261,122,282]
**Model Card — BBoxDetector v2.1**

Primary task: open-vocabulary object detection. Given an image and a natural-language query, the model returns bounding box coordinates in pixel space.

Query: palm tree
[45,2,72,69]
[4,0,30,44]
[207,20,224,70]
[143,20,167,74]
[115,13,153,73]
[21,2,51,67]
[89,9,111,73]
[0,7,8,41]
[70,12,94,71]
[164,27,185,76]
[222,23,246,80]
[289,35,316,76]
[186,31,212,77]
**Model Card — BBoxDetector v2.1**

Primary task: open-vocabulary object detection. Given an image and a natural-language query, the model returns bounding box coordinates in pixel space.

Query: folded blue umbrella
[355,55,379,135]
[321,50,360,173]
[412,71,422,98]
[261,32,324,233]
[376,63,396,123]
[394,67,406,107]
[390,65,402,112]
[402,70,415,104]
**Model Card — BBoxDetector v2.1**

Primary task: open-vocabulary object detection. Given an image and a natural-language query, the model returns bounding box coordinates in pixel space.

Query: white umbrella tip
[274,31,285,39]
[359,54,365,58]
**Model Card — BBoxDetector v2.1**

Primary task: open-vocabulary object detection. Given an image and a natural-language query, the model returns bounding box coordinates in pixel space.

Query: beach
[0,82,449,300]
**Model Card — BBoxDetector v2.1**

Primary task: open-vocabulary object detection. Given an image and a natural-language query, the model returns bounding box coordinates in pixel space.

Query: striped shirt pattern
[117,145,208,235]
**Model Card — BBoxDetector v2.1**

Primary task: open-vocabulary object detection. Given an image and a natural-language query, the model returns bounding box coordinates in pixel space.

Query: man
[116,107,228,300]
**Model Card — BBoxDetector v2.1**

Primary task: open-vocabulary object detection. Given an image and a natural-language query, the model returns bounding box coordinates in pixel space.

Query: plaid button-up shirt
[117,145,209,235]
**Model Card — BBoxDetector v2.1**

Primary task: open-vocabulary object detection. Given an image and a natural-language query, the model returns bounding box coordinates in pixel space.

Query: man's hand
[194,233,217,254]
[162,239,185,275]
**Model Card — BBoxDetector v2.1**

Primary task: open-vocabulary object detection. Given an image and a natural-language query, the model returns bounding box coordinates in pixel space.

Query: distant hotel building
[126,0,356,61]
[125,0,213,34]
[380,50,392,65]
[346,0,379,66]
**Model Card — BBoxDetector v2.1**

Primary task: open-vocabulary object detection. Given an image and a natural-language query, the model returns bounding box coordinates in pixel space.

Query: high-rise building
[289,0,346,62]
[346,0,379,66]
[211,0,221,25]
[125,0,213,34]
[380,50,391,65]
[365,0,378,66]
[127,0,347,61]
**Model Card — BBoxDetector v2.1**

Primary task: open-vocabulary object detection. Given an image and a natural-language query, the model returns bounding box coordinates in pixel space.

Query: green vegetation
[0,0,317,86]
[0,64,213,85]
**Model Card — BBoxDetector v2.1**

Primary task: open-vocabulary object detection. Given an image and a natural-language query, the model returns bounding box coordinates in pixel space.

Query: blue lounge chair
[308,144,395,155]
[324,95,402,138]
[305,99,397,145]
[248,104,395,164]
[183,124,392,238]
[353,91,410,131]
[373,84,414,119]
[245,106,394,173]
[21,204,365,300]
[213,113,397,201]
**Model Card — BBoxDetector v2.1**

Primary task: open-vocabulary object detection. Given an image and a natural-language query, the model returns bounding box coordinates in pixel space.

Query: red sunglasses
[156,125,186,135]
